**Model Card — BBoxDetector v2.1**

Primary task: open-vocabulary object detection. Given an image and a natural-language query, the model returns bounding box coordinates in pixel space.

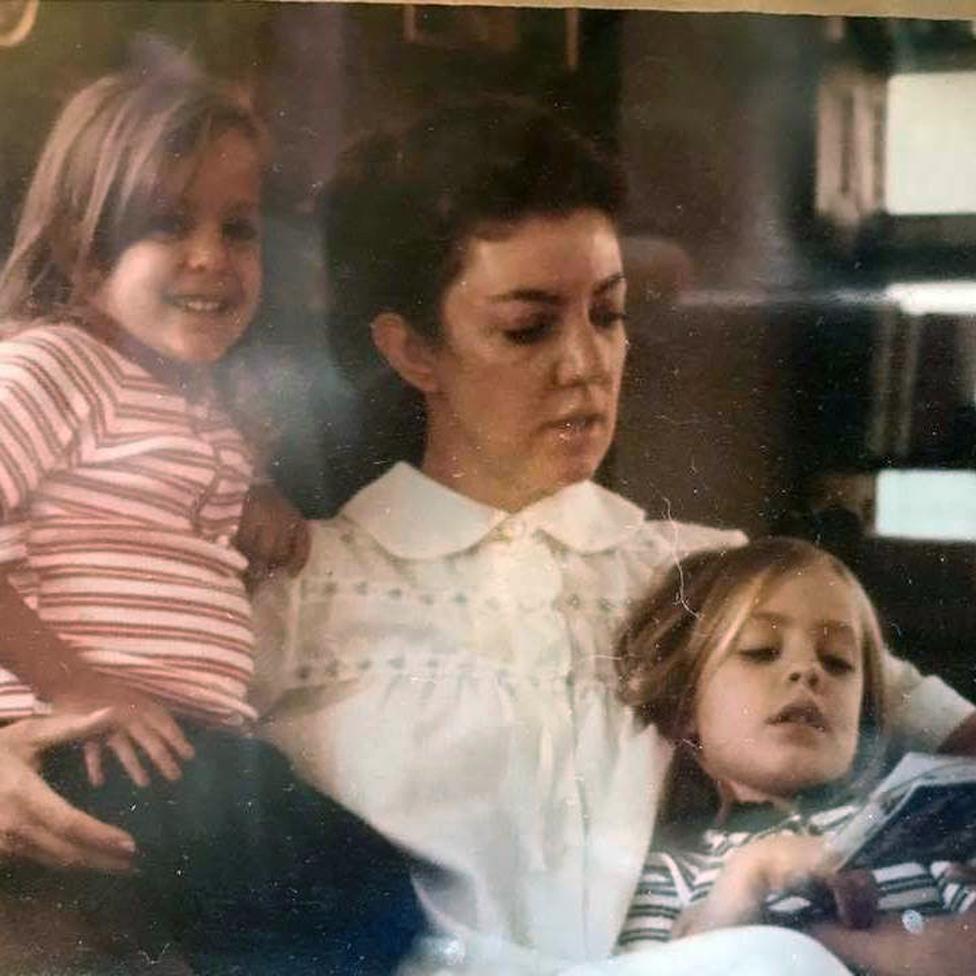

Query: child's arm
[235,482,310,586]
[0,576,194,787]
[808,913,976,976]
[674,834,831,938]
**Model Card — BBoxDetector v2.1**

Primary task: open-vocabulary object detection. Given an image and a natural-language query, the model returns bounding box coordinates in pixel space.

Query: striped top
[618,795,976,951]
[0,322,255,725]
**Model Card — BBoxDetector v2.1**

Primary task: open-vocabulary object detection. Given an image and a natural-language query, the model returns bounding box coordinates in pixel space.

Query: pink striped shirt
[0,322,255,725]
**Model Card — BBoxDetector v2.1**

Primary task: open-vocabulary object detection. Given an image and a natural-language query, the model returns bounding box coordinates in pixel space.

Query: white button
[502,518,526,541]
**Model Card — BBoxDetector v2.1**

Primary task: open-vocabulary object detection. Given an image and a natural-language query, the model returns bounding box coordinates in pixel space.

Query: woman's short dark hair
[321,96,626,369]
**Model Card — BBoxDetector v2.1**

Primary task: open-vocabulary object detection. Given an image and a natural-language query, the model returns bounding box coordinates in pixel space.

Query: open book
[765,753,976,923]
[826,752,976,870]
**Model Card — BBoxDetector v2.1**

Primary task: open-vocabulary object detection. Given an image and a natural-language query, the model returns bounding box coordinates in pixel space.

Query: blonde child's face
[88,127,261,366]
[694,564,865,805]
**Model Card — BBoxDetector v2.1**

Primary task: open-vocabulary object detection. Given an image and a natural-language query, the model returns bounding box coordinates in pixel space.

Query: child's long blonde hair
[0,51,263,325]
[616,537,889,827]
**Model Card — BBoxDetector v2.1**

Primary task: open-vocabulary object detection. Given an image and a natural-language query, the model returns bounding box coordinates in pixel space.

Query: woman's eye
[591,306,627,330]
[504,317,554,345]
[739,646,778,664]
[224,217,260,243]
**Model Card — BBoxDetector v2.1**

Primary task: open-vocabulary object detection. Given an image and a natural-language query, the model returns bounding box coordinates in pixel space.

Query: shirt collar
[342,462,646,560]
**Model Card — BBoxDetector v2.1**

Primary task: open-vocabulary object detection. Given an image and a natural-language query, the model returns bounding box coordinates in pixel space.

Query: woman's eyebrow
[490,288,560,305]
[489,273,626,305]
[594,271,626,295]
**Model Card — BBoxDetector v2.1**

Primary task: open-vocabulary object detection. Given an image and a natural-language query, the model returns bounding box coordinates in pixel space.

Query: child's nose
[787,658,822,689]
[185,227,228,271]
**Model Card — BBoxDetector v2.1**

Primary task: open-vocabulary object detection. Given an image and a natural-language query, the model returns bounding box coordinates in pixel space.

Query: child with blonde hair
[0,52,421,974]
[615,537,975,975]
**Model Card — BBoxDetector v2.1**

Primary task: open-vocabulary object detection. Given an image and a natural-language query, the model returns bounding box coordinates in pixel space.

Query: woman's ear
[370,312,441,394]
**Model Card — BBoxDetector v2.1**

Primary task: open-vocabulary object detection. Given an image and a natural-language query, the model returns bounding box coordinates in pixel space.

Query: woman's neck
[421,450,559,513]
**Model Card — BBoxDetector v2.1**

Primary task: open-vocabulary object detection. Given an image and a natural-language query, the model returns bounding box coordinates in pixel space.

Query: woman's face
[420,209,627,511]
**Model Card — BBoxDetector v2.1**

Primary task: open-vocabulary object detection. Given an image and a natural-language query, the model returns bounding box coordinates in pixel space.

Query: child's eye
[147,212,188,239]
[224,217,260,244]
[822,654,856,676]
[739,646,779,664]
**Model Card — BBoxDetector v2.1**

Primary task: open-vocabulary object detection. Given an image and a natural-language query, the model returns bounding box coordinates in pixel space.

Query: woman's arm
[809,913,976,976]
[883,653,974,753]
[940,713,976,756]
[0,711,135,870]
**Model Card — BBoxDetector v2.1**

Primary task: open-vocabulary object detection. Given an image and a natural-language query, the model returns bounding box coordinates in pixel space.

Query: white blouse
[252,462,973,973]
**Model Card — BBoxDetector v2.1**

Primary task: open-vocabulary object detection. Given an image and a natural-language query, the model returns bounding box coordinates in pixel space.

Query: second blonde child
[615,538,975,976]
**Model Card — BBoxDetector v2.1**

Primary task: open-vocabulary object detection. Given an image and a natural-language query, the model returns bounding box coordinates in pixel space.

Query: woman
[253,98,974,973]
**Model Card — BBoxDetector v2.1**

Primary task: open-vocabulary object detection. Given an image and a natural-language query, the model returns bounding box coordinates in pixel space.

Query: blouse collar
[342,462,646,560]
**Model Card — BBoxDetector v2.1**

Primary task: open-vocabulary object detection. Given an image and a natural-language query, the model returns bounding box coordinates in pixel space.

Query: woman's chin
[536,462,601,500]
[552,447,607,488]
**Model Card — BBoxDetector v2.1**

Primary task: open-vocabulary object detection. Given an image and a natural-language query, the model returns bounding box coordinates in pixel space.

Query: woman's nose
[554,318,608,386]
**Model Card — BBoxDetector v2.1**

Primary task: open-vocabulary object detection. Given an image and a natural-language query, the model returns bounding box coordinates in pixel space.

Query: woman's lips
[549,412,604,434]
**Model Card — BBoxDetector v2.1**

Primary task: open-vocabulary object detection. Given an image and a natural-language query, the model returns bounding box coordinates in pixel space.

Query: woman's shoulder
[292,513,406,592]
[303,513,368,564]
[634,518,747,557]
[604,488,746,563]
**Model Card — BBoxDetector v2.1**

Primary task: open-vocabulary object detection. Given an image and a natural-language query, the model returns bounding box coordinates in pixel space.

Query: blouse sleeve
[883,652,974,751]
[249,562,302,716]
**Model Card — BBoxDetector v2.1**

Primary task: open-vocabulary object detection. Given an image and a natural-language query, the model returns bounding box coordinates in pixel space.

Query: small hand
[0,710,136,871]
[824,869,879,929]
[50,678,194,788]
[675,834,835,937]
[235,482,310,584]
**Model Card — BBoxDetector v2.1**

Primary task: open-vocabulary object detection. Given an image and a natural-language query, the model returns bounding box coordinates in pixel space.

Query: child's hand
[235,482,310,584]
[675,834,835,938]
[49,678,195,789]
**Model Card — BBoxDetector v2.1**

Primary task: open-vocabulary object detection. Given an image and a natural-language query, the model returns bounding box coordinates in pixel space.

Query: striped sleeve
[617,852,687,950]
[0,329,98,519]
[931,861,976,914]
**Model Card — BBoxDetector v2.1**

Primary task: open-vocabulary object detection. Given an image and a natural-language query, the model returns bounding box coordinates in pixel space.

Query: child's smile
[87,127,261,368]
